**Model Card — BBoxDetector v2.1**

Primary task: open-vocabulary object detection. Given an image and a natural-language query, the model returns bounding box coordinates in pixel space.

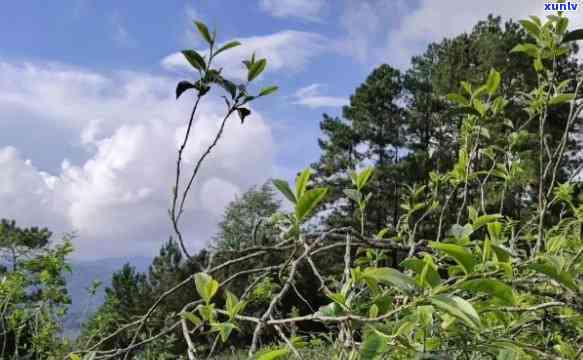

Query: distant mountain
[63,256,152,338]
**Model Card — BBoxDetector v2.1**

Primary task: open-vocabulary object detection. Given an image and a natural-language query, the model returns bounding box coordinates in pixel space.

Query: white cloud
[336,0,583,67]
[384,0,583,68]
[259,0,327,21]
[292,83,348,108]
[162,31,328,81]
[338,0,408,63]
[0,61,275,259]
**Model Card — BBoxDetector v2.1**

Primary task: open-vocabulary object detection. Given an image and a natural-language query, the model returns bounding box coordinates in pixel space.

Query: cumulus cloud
[385,0,583,68]
[336,0,583,67]
[162,31,328,81]
[259,0,327,21]
[292,84,348,108]
[0,61,275,259]
[338,0,408,63]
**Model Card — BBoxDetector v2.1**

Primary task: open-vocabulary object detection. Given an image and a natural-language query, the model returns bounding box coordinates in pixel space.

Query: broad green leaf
[176,80,195,99]
[181,50,206,71]
[327,292,347,307]
[461,81,472,95]
[257,348,289,360]
[459,279,515,305]
[68,355,81,360]
[510,43,539,57]
[295,168,312,200]
[194,272,219,303]
[431,295,482,330]
[416,305,434,328]
[259,85,278,97]
[272,179,296,203]
[214,41,241,56]
[356,167,375,191]
[530,261,577,291]
[211,322,238,342]
[83,354,96,360]
[248,58,267,82]
[295,188,327,222]
[485,69,501,96]
[562,29,583,43]
[198,303,216,322]
[225,291,245,318]
[491,244,512,263]
[363,267,417,294]
[401,258,441,288]
[472,214,503,231]
[180,312,203,327]
[343,189,362,203]
[360,331,387,360]
[519,20,540,39]
[194,21,213,44]
[430,242,476,274]
[368,304,379,318]
[317,302,344,317]
[473,98,487,116]
[549,94,575,106]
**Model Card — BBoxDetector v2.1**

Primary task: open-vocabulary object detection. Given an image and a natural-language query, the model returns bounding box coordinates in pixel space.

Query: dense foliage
[3,11,583,360]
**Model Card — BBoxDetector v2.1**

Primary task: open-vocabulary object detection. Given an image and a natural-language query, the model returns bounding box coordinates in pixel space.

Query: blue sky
[0,0,573,259]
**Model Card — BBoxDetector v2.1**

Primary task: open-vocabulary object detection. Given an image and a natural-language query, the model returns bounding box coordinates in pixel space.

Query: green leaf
[295,188,327,222]
[360,331,387,360]
[472,214,503,231]
[447,93,469,106]
[459,279,515,305]
[491,245,513,263]
[343,189,362,203]
[211,322,237,342]
[362,267,417,294]
[326,292,347,307]
[176,81,196,99]
[519,20,540,39]
[549,94,575,106]
[198,303,216,322]
[225,291,245,318]
[430,242,476,274]
[68,355,81,360]
[180,312,203,327]
[530,261,576,291]
[485,69,501,96]
[317,302,344,317]
[194,21,213,44]
[449,224,473,240]
[272,179,296,204]
[214,41,241,56]
[510,43,539,57]
[401,258,441,288]
[295,168,312,200]
[259,85,279,97]
[248,58,267,82]
[356,167,375,191]
[562,29,583,43]
[431,295,481,331]
[181,50,206,71]
[194,272,219,304]
[257,348,289,360]
[236,107,251,124]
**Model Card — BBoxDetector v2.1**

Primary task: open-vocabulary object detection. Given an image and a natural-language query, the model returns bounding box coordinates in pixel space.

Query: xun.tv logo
[544,1,580,11]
